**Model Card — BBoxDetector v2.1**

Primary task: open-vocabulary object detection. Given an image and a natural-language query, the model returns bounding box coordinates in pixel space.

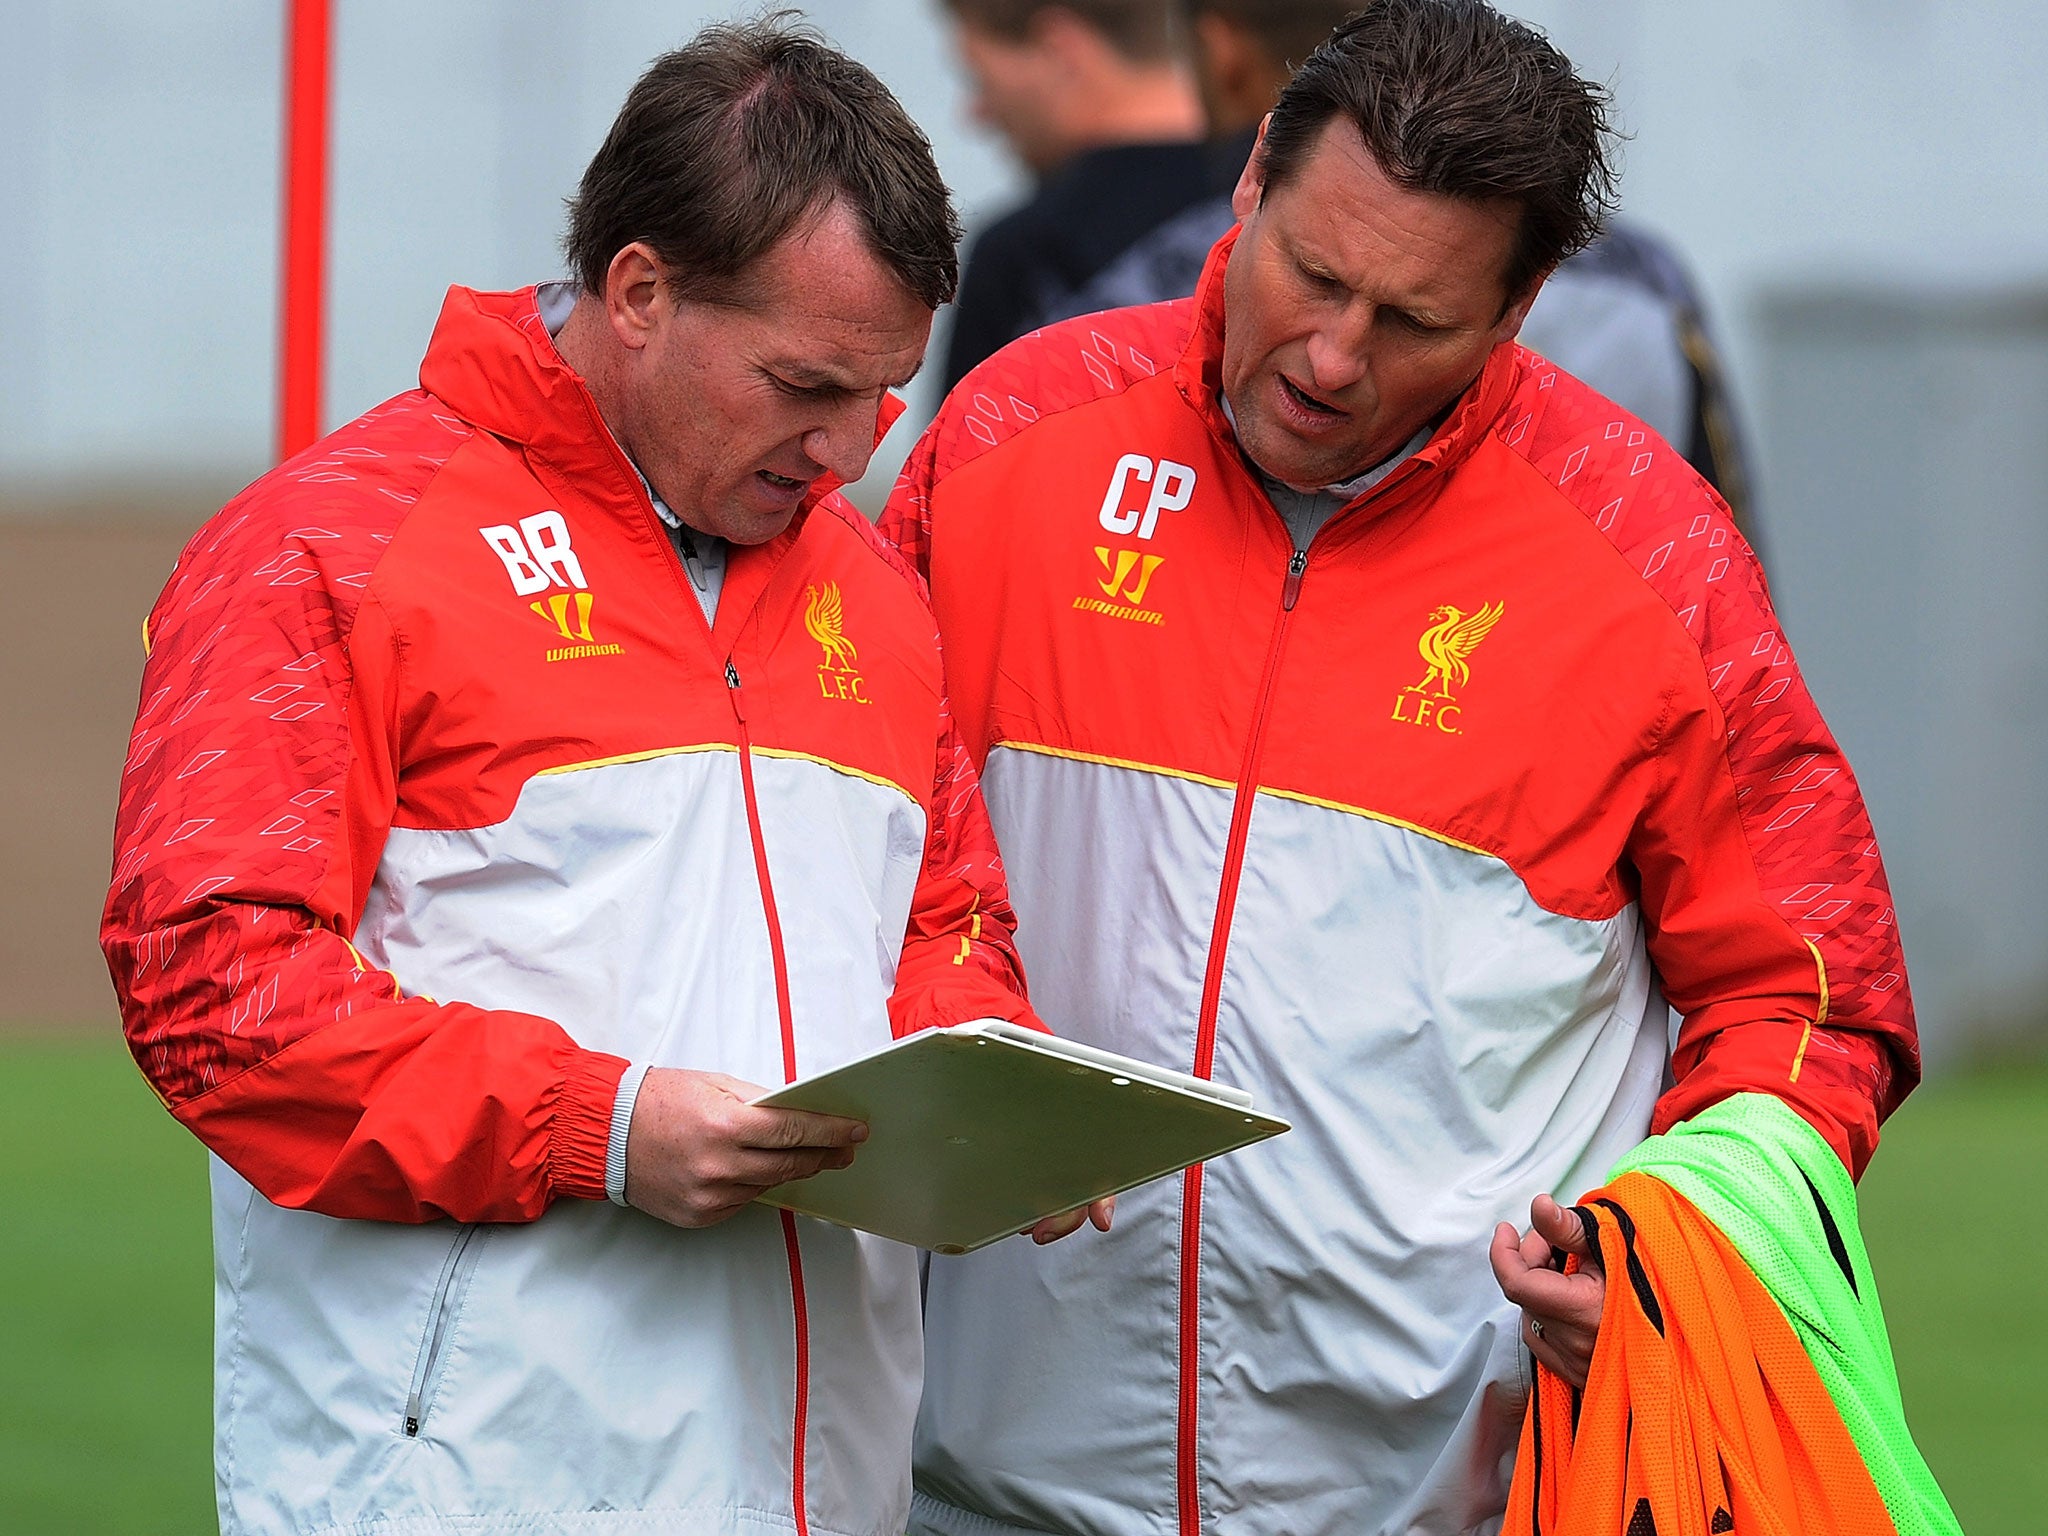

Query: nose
[801,399,878,487]
[1304,313,1372,397]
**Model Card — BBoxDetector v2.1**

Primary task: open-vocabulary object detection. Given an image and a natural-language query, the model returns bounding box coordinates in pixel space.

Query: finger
[1495,1258,1603,1328]
[1522,1313,1591,1390]
[737,1104,870,1152]
[1028,1206,1090,1244]
[1531,1194,1597,1264]
[1518,1225,1554,1271]
[732,1144,856,1189]
[1489,1221,1531,1292]
[1498,1258,1602,1311]
[656,1181,762,1229]
[1089,1195,1116,1232]
[1523,1310,1598,1358]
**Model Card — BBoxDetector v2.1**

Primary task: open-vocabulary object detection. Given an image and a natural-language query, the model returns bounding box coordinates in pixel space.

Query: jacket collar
[1171,227,1522,517]
[416,284,904,528]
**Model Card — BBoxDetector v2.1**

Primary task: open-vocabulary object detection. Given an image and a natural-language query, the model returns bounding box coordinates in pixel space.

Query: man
[937,0,1213,390]
[882,2,1917,1532]
[1056,0,1759,531]
[1037,0,1327,322]
[102,23,1076,1536]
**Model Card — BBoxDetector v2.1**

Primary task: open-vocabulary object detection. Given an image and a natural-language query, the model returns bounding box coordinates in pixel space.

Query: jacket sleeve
[1631,538,1916,1179]
[888,696,1041,1038]
[101,495,625,1225]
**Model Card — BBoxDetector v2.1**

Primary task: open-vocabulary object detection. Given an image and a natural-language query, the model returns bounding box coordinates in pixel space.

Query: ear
[603,243,668,353]
[1492,267,1551,344]
[1230,114,1273,220]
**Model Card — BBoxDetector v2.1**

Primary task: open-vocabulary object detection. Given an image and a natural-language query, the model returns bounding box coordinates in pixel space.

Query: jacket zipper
[402,1223,484,1437]
[1176,544,1308,1536]
[600,440,811,1521]
[727,660,813,1536]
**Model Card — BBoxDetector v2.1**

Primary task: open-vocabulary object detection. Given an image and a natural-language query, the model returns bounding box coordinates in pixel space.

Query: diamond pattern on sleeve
[1504,351,1918,1111]
[104,393,470,1107]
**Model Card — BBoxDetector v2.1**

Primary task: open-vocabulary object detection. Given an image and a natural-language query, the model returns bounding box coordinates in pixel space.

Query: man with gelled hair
[1056,0,1761,534]
[886,2,1917,1530]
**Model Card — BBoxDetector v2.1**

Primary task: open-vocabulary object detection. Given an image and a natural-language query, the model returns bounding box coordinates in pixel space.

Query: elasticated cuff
[547,1048,631,1201]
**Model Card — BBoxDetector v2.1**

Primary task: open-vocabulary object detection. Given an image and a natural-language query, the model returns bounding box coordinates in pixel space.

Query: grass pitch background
[1,1036,2038,1533]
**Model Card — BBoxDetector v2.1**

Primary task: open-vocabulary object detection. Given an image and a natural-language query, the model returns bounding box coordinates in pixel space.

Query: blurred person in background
[937,0,1214,389]
[97,20,1083,1536]
[884,1,1920,1531]
[1042,0,1340,318]
[1061,0,1758,532]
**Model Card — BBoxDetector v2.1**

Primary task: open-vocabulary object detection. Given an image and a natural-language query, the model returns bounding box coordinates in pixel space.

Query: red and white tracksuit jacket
[101,285,1034,1536]
[881,231,1919,1536]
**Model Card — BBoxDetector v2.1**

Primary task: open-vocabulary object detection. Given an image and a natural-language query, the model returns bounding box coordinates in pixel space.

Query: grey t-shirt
[1221,391,1432,552]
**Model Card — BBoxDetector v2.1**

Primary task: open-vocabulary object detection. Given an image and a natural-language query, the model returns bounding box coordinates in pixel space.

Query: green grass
[1858,1061,2048,1534]
[0,1036,2039,1532]
[1,1035,214,1532]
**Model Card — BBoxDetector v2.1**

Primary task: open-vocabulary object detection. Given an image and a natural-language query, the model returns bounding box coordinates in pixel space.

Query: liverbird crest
[1412,600,1506,699]
[804,581,860,672]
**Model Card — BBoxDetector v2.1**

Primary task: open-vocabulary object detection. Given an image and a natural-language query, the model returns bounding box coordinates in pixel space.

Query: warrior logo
[1394,600,1504,734]
[1094,547,1166,606]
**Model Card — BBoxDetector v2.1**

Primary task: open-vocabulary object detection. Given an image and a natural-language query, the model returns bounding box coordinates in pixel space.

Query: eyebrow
[773,357,925,392]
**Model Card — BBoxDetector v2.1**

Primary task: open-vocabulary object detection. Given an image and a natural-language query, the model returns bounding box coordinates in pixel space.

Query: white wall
[0,0,1024,487]
[7,2,2046,479]
[1755,291,2048,1062]
[1505,2,2048,442]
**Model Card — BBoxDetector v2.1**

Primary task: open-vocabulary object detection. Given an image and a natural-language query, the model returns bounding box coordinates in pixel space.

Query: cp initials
[1098,454,1196,540]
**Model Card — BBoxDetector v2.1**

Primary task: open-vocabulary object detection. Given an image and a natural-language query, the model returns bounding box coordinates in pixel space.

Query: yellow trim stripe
[1809,938,1833,1029]
[1789,1024,1812,1083]
[995,740,1502,863]
[996,739,1237,794]
[140,615,153,657]
[1261,785,1498,862]
[955,891,983,965]
[537,740,918,807]
[537,743,735,776]
[337,934,374,974]
[747,745,919,807]
[331,927,414,1000]
[1789,938,1831,1084]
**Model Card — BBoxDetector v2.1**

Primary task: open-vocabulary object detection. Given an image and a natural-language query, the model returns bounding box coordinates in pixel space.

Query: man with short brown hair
[887,2,1916,1531]
[103,20,1064,1536]
[937,0,1213,388]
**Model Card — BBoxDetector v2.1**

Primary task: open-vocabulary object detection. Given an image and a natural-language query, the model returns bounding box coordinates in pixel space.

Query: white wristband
[605,1063,654,1207]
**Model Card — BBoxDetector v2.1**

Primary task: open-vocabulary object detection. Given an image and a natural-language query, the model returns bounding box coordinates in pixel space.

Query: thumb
[1531,1192,1597,1263]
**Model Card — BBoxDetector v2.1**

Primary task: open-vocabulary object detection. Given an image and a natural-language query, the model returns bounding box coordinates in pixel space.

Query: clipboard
[752,1020,1290,1253]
